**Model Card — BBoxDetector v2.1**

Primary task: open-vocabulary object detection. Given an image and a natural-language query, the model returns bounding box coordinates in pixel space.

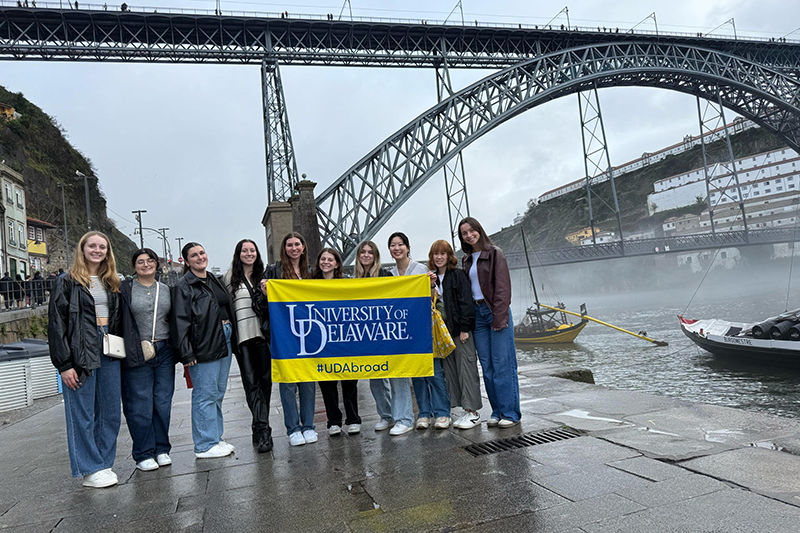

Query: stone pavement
[3,360,800,532]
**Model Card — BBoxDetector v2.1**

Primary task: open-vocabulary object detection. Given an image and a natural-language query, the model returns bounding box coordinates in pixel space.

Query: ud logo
[288,304,327,356]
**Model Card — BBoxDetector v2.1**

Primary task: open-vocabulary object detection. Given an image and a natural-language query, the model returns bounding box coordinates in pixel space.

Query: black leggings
[318,380,361,427]
[235,338,272,434]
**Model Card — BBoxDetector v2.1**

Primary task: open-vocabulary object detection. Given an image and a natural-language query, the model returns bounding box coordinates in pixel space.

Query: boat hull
[680,319,800,367]
[515,321,587,344]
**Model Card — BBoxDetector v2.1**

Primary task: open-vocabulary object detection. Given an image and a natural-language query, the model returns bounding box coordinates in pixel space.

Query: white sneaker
[347,423,361,434]
[498,419,520,428]
[136,458,159,471]
[329,425,342,436]
[155,453,172,467]
[434,416,452,429]
[487,417,500,427]
[195,443,233,459]
[219,440,235,452]
[389,423,413,436]
[375,419,392,431]
[415,417,431,430]
[302,429,319,443]
[458,412,481,430]
[82,468,118,488]
[289,431,306,446]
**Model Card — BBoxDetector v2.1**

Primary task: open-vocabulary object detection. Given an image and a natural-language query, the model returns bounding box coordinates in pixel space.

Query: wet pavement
[3,360,800,532]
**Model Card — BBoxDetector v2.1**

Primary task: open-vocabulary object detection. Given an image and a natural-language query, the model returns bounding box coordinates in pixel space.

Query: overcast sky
[1,0,798,271]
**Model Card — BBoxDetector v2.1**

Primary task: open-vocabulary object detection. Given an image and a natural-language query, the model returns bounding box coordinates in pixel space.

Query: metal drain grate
[464,428,581,457]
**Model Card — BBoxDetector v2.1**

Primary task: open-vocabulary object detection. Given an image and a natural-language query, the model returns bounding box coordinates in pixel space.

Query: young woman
[459,217,521,427]
[173,242,236,459]
[388,232,451,430]
[48,231,122,488]
[261,232,317,447]
[428,240,482,429]
[223,239,273,454]
[120,248,175,471]
[387,232,442,434]
[353,240,394,431]
[313,248,362,437]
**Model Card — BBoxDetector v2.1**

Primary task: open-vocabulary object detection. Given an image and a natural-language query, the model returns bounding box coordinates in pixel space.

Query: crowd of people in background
[47,217,521,489]
[0,269,61,310]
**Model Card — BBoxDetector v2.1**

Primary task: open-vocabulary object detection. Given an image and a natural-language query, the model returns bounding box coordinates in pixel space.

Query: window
[7,220,14,245]
[765,189,772,193]
[15,190,22,208]
[755,191,760,196]
[27,226,34,240]
[18,224,24,248]
[778,187,784,191]
[36,228,43,241]
[4,183,10,204]
[766,181,770,185]
[791,184,796,189]
[721,252,728,259]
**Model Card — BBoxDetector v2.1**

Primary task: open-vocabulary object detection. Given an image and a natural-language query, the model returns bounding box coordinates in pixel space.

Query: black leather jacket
[48,273,121,375]
[436,268,475,336]
[171,271,237,365]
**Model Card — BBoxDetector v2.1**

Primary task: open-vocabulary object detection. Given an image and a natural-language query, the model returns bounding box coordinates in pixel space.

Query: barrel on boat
[753,320,777,339]
[789,325,800,341]
[770,320,795,340]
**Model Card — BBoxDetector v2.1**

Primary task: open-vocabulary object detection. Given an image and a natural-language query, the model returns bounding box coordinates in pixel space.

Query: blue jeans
[412,358,450,418]
[473,304,521,422]
[121,341,176,462]
[279,382,316,435]
[388,377,414,426]
[187,322,232,453]
[62,326,121,477]
[369,379,392,422]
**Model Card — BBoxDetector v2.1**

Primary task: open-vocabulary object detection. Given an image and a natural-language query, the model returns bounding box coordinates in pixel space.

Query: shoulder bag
[431,292,455,359]
[96,283,126,359]
[140,282,159,361]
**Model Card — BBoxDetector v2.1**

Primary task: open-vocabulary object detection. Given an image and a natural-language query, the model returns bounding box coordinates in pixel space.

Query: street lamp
[75,170,91,231]
[58,183,70,267]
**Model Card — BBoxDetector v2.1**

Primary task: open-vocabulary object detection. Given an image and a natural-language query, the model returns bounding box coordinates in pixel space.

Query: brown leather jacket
[462,245,512,329]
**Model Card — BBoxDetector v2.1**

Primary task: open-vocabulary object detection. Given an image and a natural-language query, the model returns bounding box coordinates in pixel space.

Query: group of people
[0,270,52,309]
[47,216,521,489]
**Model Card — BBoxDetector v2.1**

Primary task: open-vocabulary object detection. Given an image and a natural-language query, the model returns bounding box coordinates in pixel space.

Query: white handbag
[103,331,127,359]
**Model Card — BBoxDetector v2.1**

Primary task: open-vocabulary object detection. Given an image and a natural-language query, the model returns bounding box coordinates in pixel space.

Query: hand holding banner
[267,275,434,382]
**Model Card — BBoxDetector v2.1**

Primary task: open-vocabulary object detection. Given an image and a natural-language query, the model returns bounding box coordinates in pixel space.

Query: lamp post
[132,210,147,248]
[75,170,91,231]
[59,183,70,267]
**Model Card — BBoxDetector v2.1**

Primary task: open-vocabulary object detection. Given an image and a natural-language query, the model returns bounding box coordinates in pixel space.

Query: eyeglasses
[135,259,157,266]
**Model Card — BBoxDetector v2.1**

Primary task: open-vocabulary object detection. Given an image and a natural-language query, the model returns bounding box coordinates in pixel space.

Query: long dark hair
[279,232,310,279]
[230,239,265,292]
[312,248,343,279]
[181,241,203,274]
[458,217,493,254]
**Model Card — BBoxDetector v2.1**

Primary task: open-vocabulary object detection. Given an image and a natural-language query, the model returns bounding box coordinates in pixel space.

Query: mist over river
[511,255,800,419]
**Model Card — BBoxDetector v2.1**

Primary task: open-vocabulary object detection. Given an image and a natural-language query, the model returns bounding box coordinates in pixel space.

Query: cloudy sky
[1,0,798,270]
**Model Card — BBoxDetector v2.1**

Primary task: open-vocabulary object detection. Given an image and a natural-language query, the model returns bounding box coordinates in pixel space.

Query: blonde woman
[48,231,122,488]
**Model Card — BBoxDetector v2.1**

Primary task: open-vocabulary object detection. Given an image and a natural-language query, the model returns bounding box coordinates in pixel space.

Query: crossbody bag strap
[152,282,160,342]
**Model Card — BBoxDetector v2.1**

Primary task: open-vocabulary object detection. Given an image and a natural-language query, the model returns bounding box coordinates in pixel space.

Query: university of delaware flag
[267,275,434,383]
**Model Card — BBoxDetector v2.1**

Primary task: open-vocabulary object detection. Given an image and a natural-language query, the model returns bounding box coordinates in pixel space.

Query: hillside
[491,126,788,253]
[0,86,137,274]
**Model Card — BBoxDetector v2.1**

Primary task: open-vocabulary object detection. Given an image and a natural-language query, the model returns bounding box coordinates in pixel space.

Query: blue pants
[369,379,392,422]
[473,304,521,422]
[388,377,414,427]
[62,326,121,477]
[279,381,316,435]
[187,322,232,453]
[412,358,450,418]
[121,341,176,462]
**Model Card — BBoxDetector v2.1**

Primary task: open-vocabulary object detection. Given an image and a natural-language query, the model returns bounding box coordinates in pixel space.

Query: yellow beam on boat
[538,303,668,346]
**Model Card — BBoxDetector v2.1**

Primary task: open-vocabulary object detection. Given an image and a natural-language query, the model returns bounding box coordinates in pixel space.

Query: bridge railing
[506,228,800,268]
[1,1,796,44]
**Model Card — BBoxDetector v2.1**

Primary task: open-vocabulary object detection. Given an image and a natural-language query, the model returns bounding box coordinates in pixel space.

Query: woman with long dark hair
[353,240,394,431]
[458,217,521,427]
[261,232,317,447]
[428,240,482,429]
[223,239,273,453]
[120,248,175,471]
[48,231,122,487]
[313,247,362,436]
[173,242,237,459]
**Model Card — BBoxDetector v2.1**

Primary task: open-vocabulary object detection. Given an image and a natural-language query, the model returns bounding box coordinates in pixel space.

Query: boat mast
[520,226,545,330]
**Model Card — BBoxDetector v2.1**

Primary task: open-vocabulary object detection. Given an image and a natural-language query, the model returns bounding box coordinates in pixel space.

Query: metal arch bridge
[316,41,800,262]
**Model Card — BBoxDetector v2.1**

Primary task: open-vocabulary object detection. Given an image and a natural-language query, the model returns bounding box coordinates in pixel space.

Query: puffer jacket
[48,273,121,375]
[171,270,237,365]
[462,245,512,329]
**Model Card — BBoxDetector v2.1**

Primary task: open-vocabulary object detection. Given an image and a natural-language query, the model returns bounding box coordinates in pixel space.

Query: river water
[513,273,800,419]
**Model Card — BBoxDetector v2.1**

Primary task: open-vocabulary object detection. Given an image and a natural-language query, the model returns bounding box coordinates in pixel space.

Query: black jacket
[437,268,475,336]
[48,273,121,375]
[120,278,176,369]
[171,270,237,365]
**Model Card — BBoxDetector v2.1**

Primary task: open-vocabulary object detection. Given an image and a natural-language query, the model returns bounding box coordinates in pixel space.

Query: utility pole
[59,184,70,267]
[176,237,184,257]
[158,228,169,263]
[75,171,91,231]
[132,210,147,248]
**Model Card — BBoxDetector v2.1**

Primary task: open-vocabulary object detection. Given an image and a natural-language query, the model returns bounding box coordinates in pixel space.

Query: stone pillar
[292,179,321,265]
[261,201,293,264]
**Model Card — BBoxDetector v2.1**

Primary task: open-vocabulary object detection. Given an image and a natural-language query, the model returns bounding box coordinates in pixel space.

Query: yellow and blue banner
[267,275,434,382]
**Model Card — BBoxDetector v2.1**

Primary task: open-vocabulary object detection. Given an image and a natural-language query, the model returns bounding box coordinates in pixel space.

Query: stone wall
[0,307,48,344]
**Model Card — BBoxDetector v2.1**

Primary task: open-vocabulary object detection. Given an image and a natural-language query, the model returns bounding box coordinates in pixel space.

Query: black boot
[257,427,273,453]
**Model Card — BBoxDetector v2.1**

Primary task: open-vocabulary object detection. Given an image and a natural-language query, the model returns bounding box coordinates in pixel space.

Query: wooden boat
[678,313,800,366]
[514,226,588,344]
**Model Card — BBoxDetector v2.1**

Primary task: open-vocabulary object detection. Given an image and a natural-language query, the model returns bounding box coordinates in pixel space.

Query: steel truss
[0,7,799,71]
[261,59,298,202]
[578,86,623,249]
[696,93,748,237]
[435,39,470,249]
[315,42,800,262]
